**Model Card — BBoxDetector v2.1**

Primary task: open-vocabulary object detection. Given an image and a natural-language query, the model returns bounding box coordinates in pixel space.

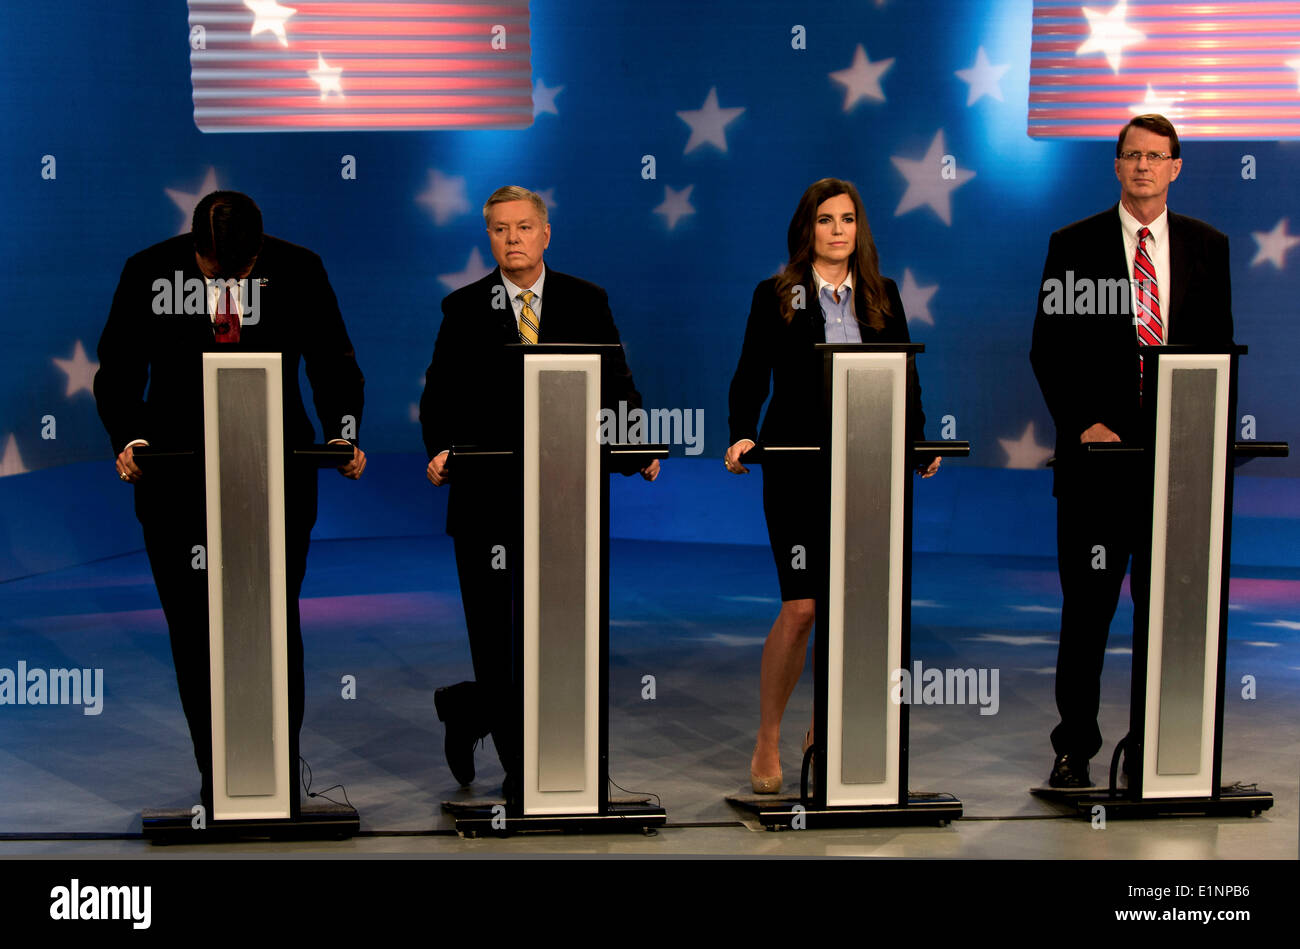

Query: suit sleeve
[93,256,152,456]
[419,295,460,459]
[884,280,928,445]
[301,253,365,444]
[1212,231,1234,347]
[1030,230,1089,446]
[591,287,643,414]
[727,282,773,445]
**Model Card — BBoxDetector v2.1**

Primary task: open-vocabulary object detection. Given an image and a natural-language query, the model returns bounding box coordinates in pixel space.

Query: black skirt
[760,454,826,601]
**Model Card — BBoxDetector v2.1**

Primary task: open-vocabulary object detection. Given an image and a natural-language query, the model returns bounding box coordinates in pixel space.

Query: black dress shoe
[435,681,483,787]
[1048,753,1093,789]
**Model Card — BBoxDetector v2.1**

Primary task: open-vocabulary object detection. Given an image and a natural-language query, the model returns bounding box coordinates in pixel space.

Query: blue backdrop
[3,0,1296,479]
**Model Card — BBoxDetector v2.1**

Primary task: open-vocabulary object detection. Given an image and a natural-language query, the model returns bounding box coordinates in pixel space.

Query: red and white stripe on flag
[1030,1,1300,139]
[188,1,533,132]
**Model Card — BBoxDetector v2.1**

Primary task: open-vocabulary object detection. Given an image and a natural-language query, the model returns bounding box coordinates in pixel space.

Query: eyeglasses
[1119,151,1173,163]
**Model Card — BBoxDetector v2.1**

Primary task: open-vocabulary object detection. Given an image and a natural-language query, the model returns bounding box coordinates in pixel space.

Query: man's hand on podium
[640,458,660,482]
[723,439,755,474]
[1080,422,1121,444]
[426,450,450,487]
[916,456,941,479]
[115,444,144,484]
[330,439,366,479]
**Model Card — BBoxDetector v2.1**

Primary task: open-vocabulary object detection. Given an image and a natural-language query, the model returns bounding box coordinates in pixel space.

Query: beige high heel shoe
[751,748,782,794]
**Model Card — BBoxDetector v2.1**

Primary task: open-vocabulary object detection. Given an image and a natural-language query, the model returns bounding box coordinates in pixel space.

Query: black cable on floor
[299,756,354,810]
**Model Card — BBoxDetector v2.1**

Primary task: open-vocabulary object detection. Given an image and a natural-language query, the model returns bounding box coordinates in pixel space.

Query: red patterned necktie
[1133,226,1163,398]
[214,282,241,343]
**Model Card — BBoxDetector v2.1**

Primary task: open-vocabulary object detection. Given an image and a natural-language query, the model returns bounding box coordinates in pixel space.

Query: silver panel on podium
[203,353,291,820]
[826,351,906,807]
[1143,354,1229,799]
[522,353,601,815]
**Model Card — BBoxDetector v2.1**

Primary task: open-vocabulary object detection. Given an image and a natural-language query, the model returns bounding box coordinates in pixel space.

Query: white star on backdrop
[308,53,343,99]
[999,421,1054,469]
[1130,83,1179,115]
[898,269,938,325]
[166,167,220,235]
[0,434,27,477]
[1257,620,1300,630]
[416,169,470,226]
[535,188,557,212]
[246,0,296,47]
[438,247,493,291]
[53,341,98,398]
[677,88,744,154]
[1250,218,1300,269]
[830,45,894,110]
[891,130,975,226]
[954,47,1010,106]
[408,403,421,423]
[533,78,563,116]
[1077,1,1145,73]
[653,184,695,230]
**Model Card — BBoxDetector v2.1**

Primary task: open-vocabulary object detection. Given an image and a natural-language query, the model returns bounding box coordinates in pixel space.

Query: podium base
[726,792,962,829]
[1068,787,1274,820]
[142,802,360,843]
[442,798,667,838]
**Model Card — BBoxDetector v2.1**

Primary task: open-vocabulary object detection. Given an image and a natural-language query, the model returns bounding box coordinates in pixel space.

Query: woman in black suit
[725,178,940,793]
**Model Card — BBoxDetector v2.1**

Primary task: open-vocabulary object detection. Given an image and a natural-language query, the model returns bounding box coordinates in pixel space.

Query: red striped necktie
[214,283,241,344]
[1133,226,1163,398]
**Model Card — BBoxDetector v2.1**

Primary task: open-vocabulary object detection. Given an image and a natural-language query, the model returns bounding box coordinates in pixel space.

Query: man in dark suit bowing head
[94,190,366,811]
[420,186,658,797]
[1030,116,1233,788]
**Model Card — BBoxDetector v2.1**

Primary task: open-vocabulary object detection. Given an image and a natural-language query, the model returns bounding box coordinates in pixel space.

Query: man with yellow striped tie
[420,185,659,800]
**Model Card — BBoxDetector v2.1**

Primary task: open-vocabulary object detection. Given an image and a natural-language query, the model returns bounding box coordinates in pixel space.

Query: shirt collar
[1118,202,1168,246]
[500,264,546,302]
[811,264,853,298]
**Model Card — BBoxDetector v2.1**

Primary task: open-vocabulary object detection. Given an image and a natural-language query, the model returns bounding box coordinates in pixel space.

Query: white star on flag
[653,184,695,230]
[1077,1,1145,73]
[0,434,27,477]
[955,47,1010,106]
[166,168,220,235]
[308,53,344,99]
[898,269,938,325]
[1250,218,1300,269]
[1130,83,1179,115]
[1287,57,1300,91]
[891,130,975,226]
[439,247,493,291]
[53,341,98,398]
[416,169,470,226]
[533,78,563,116]
[677,88,744,154]
[999,421,1054,469]
[246,0,297,48]
[830,45,894,110]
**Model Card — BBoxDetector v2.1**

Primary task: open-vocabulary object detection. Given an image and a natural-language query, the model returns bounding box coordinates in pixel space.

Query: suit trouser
[139,481,315,809]
[451,532,519,776]
[1051,467,1150,761]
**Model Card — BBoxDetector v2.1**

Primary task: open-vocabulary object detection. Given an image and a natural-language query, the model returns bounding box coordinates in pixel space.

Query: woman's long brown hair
[774,178,888,331]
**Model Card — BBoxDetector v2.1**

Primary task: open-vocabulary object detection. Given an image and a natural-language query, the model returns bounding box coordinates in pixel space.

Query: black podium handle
[607,443,669,460]
[1083,442,1145,454]
[1233,441,1289,458]
[912,440,970,458]
[130,447,196,465]
[292,444,356,467]
[735,445,821,465]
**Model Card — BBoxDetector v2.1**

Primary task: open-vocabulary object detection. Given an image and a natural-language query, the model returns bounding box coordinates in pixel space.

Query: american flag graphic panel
[188,0,533,132]
[1030,1,1300,138]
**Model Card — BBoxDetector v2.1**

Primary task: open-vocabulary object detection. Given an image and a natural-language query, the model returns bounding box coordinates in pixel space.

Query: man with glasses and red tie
[1030,115,1234,789]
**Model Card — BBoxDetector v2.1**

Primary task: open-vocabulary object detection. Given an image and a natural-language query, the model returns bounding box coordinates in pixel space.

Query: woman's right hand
[724,439,756,474]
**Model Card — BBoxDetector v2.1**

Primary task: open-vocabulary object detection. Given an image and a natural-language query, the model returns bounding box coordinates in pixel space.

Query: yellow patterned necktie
[518,289,539,344]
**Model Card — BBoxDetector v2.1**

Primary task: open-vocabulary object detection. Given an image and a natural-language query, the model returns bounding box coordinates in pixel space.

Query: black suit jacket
[94,234,365,523]
[728,274,927,449]
[1030,204,1233,496]
[419,266,643,536]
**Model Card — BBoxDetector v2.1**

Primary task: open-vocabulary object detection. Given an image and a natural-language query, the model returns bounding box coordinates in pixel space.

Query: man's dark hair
[1116,114,1180,159]
[192,190,264,275]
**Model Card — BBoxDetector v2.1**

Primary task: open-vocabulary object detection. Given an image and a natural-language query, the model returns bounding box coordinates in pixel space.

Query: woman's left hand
[916,456,941,479]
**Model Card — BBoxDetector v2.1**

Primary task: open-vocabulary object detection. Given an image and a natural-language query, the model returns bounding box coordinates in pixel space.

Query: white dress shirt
[500,265,546,336]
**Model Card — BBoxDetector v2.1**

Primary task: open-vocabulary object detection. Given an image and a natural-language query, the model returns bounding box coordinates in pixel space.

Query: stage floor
[1,536,1295,858]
